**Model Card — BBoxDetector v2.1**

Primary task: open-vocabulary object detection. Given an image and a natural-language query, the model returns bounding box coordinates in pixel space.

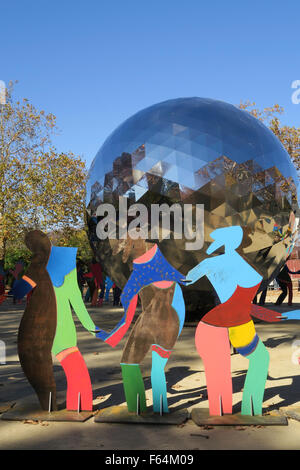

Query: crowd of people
[1,256,299,309]
[0,257,123,308]
[76,258,122,307]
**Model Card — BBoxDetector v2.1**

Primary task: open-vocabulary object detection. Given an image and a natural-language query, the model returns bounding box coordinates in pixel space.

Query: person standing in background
[90,259,103,307]
[0,260,7,303]
[10,259,25,304]
[0,261,6,294]
[112,283,122,306]
[275,261,300,306]
[76,260,85,296]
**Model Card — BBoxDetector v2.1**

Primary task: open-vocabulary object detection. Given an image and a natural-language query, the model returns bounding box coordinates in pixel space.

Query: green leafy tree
[49,228,93,264]
[239,101,300,251]
[0,81,87,261]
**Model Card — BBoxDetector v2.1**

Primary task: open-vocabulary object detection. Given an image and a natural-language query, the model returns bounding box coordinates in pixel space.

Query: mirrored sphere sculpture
[86,97,299,318]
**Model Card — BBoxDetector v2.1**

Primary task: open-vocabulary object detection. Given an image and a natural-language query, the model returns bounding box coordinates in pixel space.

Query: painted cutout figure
[186,226,270,416]
[11,231,98,411]
[95,237,186,414]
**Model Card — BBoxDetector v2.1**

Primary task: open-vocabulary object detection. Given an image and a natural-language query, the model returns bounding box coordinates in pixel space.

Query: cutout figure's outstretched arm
[66,269,97,336]
[280,310,300,321]
[185,259,208,286]
[250,305,300,322]
[94,294,139,347]
[250,305,282,322]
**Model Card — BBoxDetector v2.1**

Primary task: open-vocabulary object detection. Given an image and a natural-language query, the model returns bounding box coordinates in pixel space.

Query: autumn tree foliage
[238,101,300,173]
[239,101,300,250]
[0,82,87,261]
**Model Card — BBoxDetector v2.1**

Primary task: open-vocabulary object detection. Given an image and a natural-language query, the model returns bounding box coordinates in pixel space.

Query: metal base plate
[94,405,189,425]
[280,407,300,422]
[0,402,94,422]
[191,408,288,426]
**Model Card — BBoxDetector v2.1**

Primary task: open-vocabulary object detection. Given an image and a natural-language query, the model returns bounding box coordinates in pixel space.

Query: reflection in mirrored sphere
[86,97,299,318]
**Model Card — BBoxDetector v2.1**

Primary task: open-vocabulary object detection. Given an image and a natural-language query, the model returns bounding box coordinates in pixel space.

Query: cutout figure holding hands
[186,226,269,416]
[11,231,98,411]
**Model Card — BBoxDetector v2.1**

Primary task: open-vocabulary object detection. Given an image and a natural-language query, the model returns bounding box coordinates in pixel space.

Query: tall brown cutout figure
[17,231,58,410]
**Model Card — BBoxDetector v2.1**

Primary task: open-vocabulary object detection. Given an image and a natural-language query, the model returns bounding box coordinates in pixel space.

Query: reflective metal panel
[86,98,299,317]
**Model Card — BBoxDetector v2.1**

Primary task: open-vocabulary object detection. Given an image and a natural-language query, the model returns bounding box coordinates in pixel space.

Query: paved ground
[1,292,300,451]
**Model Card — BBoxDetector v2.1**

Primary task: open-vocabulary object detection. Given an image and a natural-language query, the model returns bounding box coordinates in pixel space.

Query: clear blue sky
[1,0,300,169]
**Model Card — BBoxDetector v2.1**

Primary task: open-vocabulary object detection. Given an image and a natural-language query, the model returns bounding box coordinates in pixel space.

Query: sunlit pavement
[1,296,300,450]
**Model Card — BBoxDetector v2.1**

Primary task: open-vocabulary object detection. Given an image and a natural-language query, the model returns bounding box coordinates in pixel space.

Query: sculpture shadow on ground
[263,374,300,411]
[264,334,298,349]
[92,365,300,415]
[231,369,300,413]
[93,366,206,412]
